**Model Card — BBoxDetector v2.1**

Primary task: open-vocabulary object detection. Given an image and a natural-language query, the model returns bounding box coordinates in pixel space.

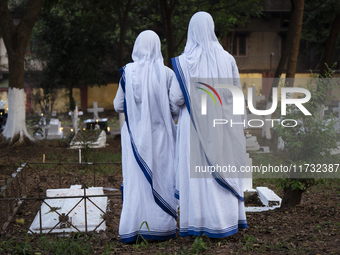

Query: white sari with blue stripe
[170,12,247,238]
[114,31,178,243]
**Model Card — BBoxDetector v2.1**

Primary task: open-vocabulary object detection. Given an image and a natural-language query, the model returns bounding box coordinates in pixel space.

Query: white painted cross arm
[87,102,104,119]
[0,100,6,109]
[68,111,83,116]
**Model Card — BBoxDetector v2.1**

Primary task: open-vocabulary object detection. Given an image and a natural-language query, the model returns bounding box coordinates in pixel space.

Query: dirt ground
[0,119,340,254]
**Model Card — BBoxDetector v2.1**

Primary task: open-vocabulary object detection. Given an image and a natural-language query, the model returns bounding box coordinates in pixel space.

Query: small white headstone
[46,118,63,139]
[246,133,260,151]
[258,146,270,153]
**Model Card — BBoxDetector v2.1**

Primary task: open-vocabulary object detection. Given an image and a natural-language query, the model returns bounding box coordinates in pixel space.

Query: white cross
[333,102,340,118]
[318,106,328,119]
[322,106,328,117]
[88,102,104,120]
[0,100,6,109]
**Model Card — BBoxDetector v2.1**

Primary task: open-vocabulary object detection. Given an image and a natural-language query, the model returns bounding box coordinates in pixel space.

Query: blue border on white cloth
[119,66,178,220]
[174,188,179,200]
[171,57,244,202]
[120,229,177,243]
[180,220,247,238]
[120,182,123,202]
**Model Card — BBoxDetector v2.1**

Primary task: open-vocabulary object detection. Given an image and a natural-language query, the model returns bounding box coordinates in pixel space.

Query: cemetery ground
[0,114,340,254]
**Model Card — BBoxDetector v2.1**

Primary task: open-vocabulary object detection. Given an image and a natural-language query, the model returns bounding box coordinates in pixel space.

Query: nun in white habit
[114,30,179,243]
[170,12,247,238]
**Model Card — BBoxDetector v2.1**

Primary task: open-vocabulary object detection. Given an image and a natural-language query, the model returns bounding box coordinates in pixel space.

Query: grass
[0,233,96,255]
[191,236,209,254]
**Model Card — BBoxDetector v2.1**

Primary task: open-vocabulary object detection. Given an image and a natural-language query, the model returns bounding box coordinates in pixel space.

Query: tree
[32,0,115,111]
[158,0,262,65]
[114,0,132,68]
[302,0,340,78]
[285,0,305,81]
[269,0,305,98]
[319,14,340,77]
[0,0,44,146]
[275,68,339,208]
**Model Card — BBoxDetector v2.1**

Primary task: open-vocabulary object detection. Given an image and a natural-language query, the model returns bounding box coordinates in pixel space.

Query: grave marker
[46,118,63,139]
[29,185,108,234]
[88,102,104,120]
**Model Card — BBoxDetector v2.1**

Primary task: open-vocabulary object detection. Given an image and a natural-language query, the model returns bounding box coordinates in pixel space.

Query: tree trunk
[319,14,340,77]
[280,186,304,209]
[0,0,44,145]
[269,3,296,101]
[286,0,305,83]
[160,0,176,66]
[69,87,75,111]
[117,0,132,68]
[0,88,33,146]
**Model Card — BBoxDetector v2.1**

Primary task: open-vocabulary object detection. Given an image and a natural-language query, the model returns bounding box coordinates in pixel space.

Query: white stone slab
[245,187,281,212]
[256,187,281,207]
[29,185,107,234]
[245,206,279,212]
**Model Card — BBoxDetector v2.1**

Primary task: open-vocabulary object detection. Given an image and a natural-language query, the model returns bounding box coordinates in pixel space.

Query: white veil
[122,30,177,218]
[174,12,246,200]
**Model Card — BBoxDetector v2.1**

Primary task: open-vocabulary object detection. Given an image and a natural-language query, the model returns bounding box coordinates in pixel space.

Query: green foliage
[27,114,50,138]
[191,236,209,254]
[211,0,263,36]
[133,0,262,60]
[39,233,92,255]
[133,221,151,249]
[0,235,32,255]
[102,242,115,255]
[302,0,340,56]
[74,129,102,162]
[241,234,256,252]
[31,0,115,110]
[275,66,340,193]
